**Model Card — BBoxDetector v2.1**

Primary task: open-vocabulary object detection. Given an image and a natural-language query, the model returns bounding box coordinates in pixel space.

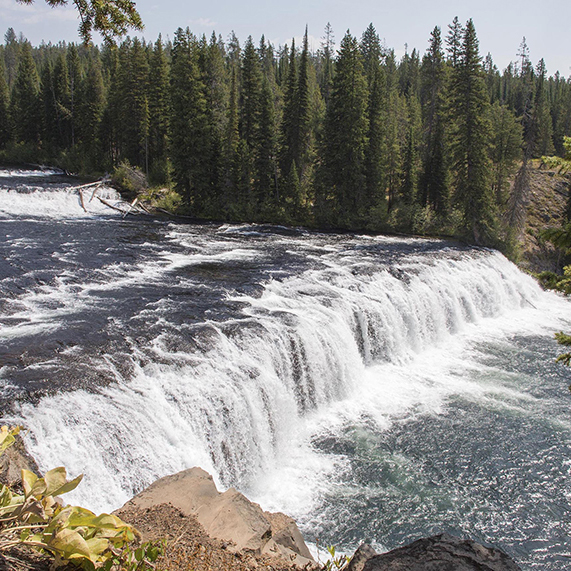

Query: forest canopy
[0,20,570,248]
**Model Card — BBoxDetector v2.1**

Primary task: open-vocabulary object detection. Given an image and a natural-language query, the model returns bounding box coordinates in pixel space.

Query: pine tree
[67,44,82,148]
[99,44,120,168]
[52,52,72,149]
[551,72,571,156]
[360,23,383,86]
[399,97,420,208]
[169,28,211,213]
[489,101,522,205]
[148,35,170,183]
[383,50,404,212]
[318,31,368,225]
[534,58,554,157]
[398,47,420,97]
[419,26,449,214]
[78,56,105,168]
[280,28,311,209]
[319,23,335,105]
[506,53,547,235]
[240,36,262,149]
[364,52,388,218]
[124,37,150,171]
[445,16,463,67]
[449,19,496,244]
[3,28,20,89]
[296,28,311,176]
[226,31,241,70]
[11,41,41,145]
[223,65,241,214]
[0,56,11,148]
[483,53,501,103]
[280,38,297,179]
[40,61,57,150]
[239,36,263,213]
[254,76,278,211]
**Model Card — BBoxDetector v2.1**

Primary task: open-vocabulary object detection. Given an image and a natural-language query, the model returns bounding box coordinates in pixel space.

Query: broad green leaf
[0,484,13,506]
[45,506,75,533]
[91,513,131,530]
[30,476,48,499]
[85,537,110,557]
[63,505,97,528]
[44,467,71,496]
[48,528,92,560]
[52,473,83,497]
[0,426,18,454]
[21,469,38,497]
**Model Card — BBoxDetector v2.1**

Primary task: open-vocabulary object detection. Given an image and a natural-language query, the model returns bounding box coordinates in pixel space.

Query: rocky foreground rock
[115,466,317,569]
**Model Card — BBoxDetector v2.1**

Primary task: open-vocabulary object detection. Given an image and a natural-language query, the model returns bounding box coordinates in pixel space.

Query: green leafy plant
[0,426,164,570]
[322,545,350,571]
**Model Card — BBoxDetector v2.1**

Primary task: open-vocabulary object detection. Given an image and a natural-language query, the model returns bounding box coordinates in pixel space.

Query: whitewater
[1,170,570,569]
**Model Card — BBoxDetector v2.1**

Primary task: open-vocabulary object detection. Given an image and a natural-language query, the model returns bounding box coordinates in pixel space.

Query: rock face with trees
[0,19,570,248]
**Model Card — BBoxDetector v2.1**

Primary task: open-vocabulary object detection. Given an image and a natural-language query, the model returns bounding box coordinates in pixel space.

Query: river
[1,169,570,569]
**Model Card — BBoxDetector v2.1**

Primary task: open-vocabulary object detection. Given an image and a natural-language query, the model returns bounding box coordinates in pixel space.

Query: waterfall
[10,245,557,513]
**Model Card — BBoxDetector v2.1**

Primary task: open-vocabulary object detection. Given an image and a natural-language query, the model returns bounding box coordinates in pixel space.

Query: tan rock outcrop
[119,467,316,569]
[0,433,40,487]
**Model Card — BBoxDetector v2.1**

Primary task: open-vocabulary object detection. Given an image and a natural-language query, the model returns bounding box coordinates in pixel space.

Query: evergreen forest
[1,19,570,247]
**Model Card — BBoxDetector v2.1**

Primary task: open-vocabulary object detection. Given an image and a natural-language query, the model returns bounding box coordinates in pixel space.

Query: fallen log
[96,196,128,214]
[78,189,87,213]
[122,197,139,218]
[89,184,103,202]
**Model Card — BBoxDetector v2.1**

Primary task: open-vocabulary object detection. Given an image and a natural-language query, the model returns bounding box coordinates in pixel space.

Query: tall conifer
[419,26,449,214]
[170,28,211,213]
[363,44,388,217]
[449,19,496,243]
[319,31,368,224]
[0,56,11,148]
[148,35,170,183]
[11,42,41,145]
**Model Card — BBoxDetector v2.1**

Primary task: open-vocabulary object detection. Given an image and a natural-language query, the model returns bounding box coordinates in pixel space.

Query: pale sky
[1,0,569,76]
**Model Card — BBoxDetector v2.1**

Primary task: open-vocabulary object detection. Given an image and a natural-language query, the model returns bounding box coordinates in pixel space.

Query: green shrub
[111,162,148,195]
[0,426,163,570]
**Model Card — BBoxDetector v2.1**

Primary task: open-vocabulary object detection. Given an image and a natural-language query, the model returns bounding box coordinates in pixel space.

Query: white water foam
[0,169,64,178]
[0,184,123,219]
[8,249,571,517]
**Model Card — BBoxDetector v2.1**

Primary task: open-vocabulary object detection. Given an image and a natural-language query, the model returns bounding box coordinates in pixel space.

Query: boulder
[264,510,314,560]
[0,433,40,487]
[119,467,315,568]
[362,533,521,571]
[347,543,378,571]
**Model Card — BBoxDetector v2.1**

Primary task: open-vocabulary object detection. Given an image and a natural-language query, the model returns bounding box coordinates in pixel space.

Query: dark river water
[1,169,570,569]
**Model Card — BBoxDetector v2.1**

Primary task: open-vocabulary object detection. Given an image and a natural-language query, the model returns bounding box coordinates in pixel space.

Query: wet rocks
[357,533,521,571]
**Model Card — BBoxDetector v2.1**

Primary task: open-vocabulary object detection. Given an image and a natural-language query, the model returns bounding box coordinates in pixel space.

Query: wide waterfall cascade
[2,171,571,570]
[6,247,557,505]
